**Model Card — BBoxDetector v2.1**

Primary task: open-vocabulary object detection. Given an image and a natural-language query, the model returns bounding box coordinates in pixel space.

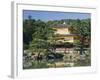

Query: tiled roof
[54,24,70,28]
[50,23,71,28]
[56,34,80,36]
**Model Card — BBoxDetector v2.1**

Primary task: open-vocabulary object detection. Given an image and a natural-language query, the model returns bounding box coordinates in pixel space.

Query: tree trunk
[37,52,41,64]
[80,36,85,55]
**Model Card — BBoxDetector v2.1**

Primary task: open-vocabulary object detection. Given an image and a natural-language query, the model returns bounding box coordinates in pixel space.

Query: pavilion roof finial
[63,21,66,25]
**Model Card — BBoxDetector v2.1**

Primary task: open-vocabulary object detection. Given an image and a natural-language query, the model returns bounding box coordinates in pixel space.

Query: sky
[23,10,91,21]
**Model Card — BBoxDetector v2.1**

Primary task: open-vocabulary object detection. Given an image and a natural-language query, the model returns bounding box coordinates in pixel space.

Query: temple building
[53,22,78,44]
[51,22,81,61]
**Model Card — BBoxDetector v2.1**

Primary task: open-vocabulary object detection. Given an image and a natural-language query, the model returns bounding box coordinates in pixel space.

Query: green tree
[23,16,36,49]
[69,19,91,55]
[29,20,56,62]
